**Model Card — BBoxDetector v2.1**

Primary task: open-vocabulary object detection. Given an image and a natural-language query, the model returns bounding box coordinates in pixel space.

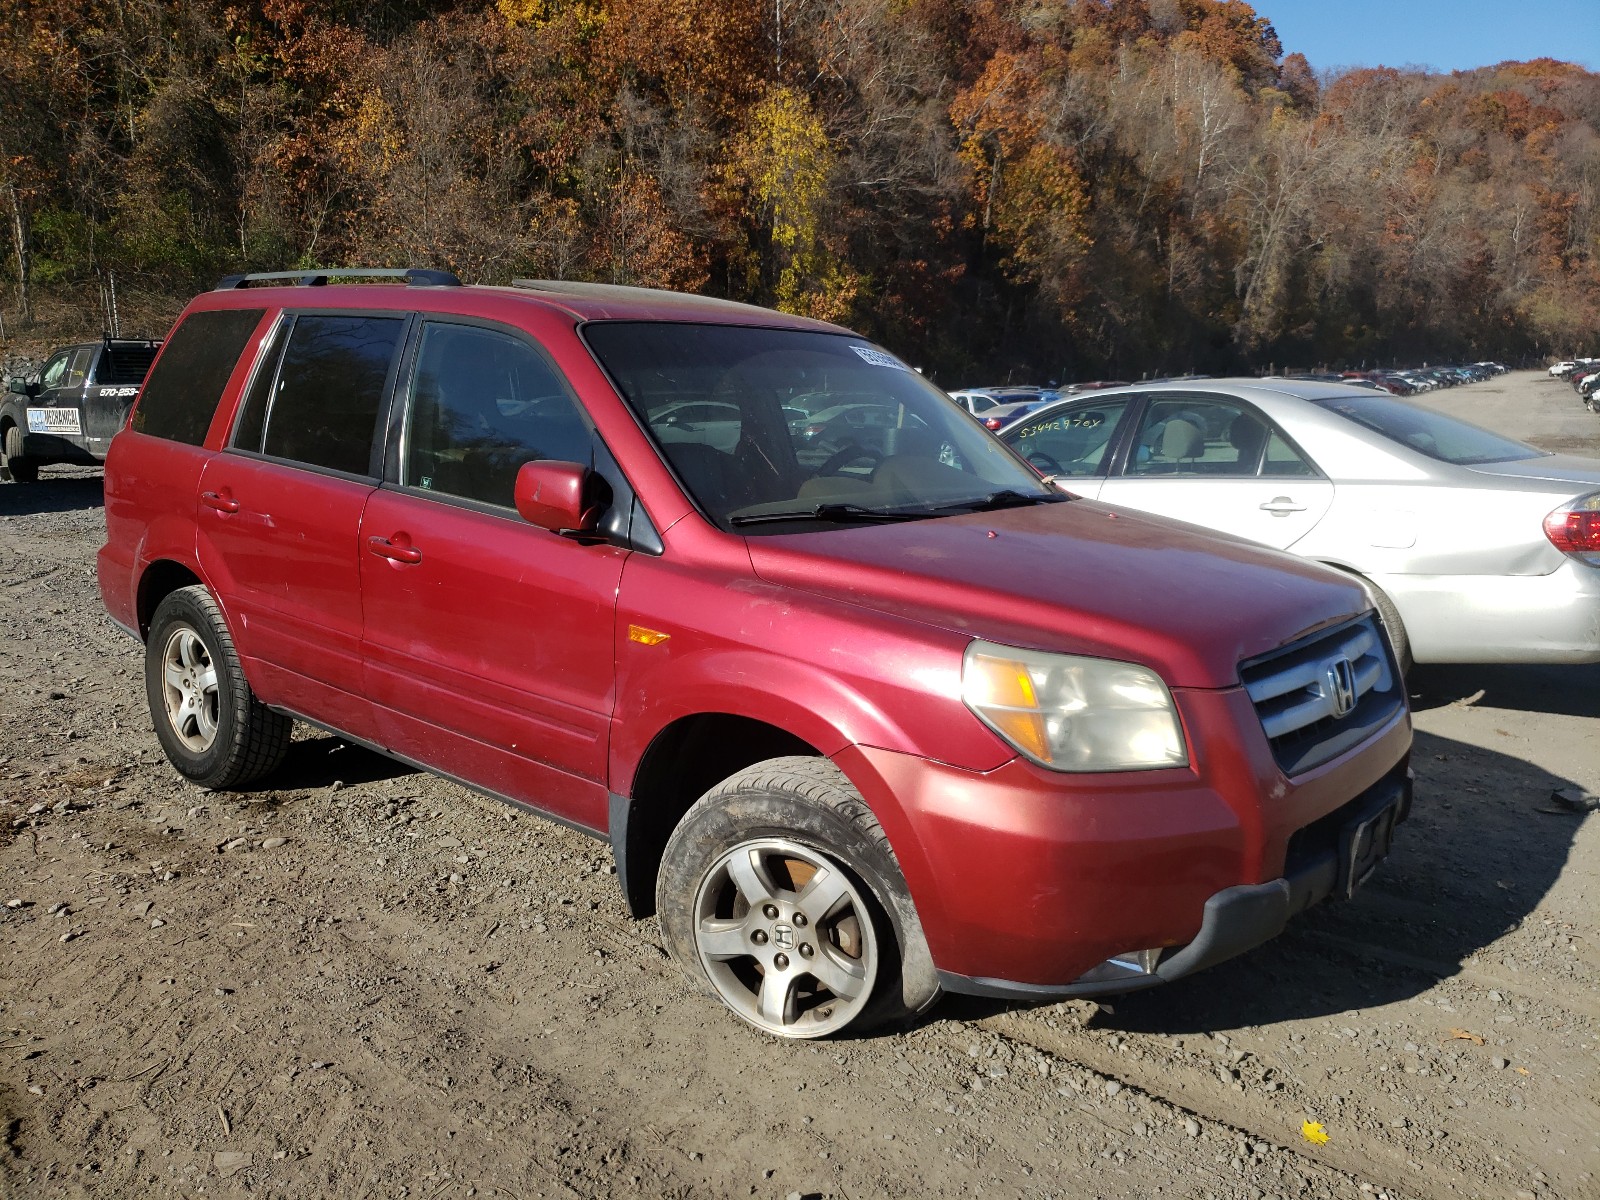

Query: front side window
[40,353,70,390]
[1005,400,1130,477]
[584,322,1054,531]
[402,322,595,507]
[260,314,404,476]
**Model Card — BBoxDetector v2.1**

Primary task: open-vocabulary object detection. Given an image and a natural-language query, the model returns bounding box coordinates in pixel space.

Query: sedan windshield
[1315,394,1545,466]
[584,322,1054,530]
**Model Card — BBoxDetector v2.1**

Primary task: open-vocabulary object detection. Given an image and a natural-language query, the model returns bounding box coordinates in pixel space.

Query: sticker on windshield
[27,407,82,435]
[850,345,911,371]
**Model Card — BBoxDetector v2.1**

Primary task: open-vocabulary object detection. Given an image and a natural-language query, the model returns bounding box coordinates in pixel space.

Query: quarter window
[403,323,594,507]
[1263,431,1316,476]
[260,314,404,477]
[133,308,267,446]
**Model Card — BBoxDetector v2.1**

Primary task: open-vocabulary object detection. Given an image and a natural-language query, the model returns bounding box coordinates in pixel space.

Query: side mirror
[6,377,36,397]
[514,460,601,535]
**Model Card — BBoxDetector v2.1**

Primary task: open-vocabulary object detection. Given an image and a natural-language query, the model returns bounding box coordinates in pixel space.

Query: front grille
[1240,614,1403,776]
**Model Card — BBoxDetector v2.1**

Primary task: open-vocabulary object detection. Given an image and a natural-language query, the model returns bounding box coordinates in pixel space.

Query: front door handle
[1259,496,1307,516]
[367,534,422,565]
[200,489,240,514]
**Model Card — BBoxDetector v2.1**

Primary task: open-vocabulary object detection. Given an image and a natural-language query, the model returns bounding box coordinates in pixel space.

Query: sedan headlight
[961,640,1188,772]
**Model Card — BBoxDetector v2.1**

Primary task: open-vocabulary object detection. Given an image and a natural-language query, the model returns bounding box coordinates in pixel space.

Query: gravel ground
[1,371,1595,1200]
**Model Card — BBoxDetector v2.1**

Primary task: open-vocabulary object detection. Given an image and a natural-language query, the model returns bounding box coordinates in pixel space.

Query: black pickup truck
[1,336,163,482]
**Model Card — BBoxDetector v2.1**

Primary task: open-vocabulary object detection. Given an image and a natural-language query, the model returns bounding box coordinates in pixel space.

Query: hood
[747,499,1370,689]
[1464,453,1600,492]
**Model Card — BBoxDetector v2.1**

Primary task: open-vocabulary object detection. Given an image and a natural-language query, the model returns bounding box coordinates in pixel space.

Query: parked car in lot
[1,335,162,481]
[1000,380,1600,670]
[100,270,1411,1038]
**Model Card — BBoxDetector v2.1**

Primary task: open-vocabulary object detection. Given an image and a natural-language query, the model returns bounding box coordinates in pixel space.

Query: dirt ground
[1,370,1595,1200]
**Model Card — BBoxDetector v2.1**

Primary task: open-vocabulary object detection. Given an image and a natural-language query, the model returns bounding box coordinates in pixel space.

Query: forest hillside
[2,0,1597,379]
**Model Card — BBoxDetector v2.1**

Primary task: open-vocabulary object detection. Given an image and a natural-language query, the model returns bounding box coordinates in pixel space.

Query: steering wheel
[817,443,884,476]
[1027,451,1065,475]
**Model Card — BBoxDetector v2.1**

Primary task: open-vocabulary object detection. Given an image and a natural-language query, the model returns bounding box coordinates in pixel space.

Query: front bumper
[838,682,1412,993]
[938,767,1412,1000]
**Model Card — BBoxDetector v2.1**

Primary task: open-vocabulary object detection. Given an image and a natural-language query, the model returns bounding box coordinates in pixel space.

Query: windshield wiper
[729,502,930,527]
[929,489,1065,514]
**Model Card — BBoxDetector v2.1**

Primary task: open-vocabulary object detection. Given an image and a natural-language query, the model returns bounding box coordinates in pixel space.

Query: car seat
[1226,414,1267,473]
[1159,417,1204,464]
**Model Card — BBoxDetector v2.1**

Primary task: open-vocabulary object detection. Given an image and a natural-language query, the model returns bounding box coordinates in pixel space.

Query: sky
[1263,0,1599,76]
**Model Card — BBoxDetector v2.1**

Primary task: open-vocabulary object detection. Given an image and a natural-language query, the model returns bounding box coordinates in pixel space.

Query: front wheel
[656,757,939,1039]
[145,585,292,788]
[3,424,37,483]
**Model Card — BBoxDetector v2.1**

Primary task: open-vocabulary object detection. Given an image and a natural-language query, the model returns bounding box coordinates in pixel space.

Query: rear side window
[95,341,162,386]
[133,309,266,446]
[260,315,405,477]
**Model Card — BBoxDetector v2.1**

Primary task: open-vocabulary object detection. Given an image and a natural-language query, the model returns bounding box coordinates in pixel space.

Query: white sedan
[998,379,1600,668]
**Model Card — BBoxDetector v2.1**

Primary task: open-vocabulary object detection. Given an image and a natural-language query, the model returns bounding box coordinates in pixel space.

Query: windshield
[1315,394,1544,466]
[584,322,1054,530]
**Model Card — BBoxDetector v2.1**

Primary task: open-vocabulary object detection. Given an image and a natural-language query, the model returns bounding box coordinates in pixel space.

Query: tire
[656,756,940,1039]
[1364,578,1413,679]
[144,585,292,789]
[3,423,37,483]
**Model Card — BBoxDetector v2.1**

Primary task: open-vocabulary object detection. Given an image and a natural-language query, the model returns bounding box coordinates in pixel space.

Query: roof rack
[214,268,461,290]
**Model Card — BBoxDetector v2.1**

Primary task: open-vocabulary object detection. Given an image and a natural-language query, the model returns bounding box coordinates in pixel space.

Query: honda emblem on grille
[1324,657,1357,718]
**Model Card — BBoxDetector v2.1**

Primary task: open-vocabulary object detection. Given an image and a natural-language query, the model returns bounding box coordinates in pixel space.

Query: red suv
[99,269,1412,1038]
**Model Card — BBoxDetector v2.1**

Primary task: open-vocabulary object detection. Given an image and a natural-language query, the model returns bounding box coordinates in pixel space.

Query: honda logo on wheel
[1324,657,1357,718]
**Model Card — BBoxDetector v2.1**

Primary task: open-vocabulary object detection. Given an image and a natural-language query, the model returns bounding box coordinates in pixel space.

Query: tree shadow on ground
[0,474,104,516]
[942,717,1588,1033]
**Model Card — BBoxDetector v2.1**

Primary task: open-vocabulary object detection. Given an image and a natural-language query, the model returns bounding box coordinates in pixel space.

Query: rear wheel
[145,585,292,788]
[3,424,37,483]
[1365,579,1413,679]
[657,756,939,1039]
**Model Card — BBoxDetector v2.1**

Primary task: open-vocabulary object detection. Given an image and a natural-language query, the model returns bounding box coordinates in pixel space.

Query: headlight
[961,640,1188,772]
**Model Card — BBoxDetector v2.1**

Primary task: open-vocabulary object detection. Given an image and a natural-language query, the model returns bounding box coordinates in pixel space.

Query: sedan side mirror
[514,460,602,536]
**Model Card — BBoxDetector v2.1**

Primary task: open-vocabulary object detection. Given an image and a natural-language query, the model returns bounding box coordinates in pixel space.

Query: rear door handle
[200,490,239,514]
[367,534,422,565]
[1259,496,1307,516]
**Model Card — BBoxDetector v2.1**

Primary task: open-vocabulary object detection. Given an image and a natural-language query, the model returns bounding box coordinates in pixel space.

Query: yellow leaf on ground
[1301,1121,1330,1145]
[1447,1028,1485,1045]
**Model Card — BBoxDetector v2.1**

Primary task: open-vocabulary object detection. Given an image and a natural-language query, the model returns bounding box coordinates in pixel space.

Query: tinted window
[1004,400,1129,477]
[1316,394,1541,465]
[230,317,289,454]
[134,308,266,446]
[95,342,162,386]
[261,314,404,476]
[403,323,594,507]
